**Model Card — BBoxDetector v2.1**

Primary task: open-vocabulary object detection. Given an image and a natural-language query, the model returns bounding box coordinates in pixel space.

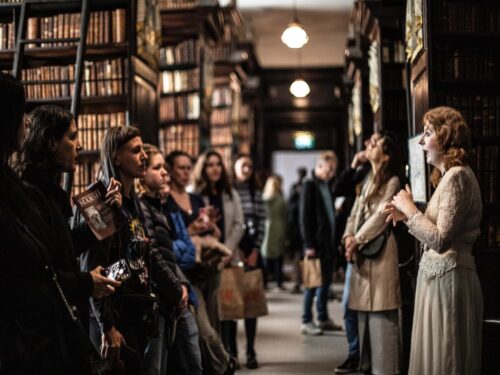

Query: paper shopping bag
[301,256,322,288]
[242,269,268,319]
[218,267,245,320]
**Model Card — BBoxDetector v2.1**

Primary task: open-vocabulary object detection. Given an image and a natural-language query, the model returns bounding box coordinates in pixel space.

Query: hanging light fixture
[290,49,310,98]
[281,0,309,49]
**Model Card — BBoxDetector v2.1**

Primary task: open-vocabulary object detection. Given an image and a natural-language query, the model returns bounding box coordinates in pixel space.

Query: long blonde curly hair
[423,106,472,187]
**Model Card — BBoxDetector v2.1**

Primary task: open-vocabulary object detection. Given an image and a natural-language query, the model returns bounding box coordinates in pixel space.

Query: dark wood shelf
[0,3,21,18]
[22,43,128,61]
[383,87,406,95]
[211,104,231,109]
[160,119,200,127]
[160,89,199,97]
[382,62,405,68]
[77,150,100,163]
[160,63,198,71]
[26,0,129,16]
[0,49,14,62]
[26,94,127,111]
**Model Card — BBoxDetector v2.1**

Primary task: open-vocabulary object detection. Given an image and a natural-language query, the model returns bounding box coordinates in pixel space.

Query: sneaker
[334,356,359,374]
[301,322,323,335]
[317,319,343,331]
[291,285,302,294]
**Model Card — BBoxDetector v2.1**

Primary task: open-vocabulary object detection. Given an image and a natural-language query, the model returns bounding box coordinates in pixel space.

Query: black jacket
[140,195,189,312]
[22,166,94,302]
[78,153,152,334]
[299,173,337,258]
[0,167,89,374]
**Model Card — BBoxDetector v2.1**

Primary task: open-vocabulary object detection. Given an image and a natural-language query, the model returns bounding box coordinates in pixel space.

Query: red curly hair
[422,106,472,187]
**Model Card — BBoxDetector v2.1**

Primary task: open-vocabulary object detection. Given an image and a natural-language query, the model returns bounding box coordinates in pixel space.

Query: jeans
[144,314,168,375]
[342,263,359,358]
[171,308,203,375]
[302,256,333,323]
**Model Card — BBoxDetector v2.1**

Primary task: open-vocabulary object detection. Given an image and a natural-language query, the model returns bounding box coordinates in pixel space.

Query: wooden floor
[235,281,351,375]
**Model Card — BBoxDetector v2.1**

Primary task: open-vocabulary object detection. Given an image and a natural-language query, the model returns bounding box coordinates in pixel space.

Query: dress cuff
[406,210,423,233]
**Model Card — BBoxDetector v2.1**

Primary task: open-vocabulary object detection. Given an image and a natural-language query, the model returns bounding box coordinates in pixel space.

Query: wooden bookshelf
[158,1,223,158]
[406,1,500,372]
[9,0,160,196]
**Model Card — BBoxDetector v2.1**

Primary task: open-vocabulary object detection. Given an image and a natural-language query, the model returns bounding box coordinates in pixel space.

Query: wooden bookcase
[6,0,160,196]
[406,1,500,372]
[158,1,223,158]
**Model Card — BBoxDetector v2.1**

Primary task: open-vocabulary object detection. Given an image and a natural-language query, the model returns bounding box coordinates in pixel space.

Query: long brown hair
[423,106,472,187]
[193,150,233,198]
[365,130,401,204]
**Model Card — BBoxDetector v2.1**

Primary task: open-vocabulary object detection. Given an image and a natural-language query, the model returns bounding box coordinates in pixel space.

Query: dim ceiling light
[281,0,309,49]
[290,79,310,98]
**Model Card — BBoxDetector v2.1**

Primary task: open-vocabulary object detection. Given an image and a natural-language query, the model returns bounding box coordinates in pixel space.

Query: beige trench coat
[343,174,401,312]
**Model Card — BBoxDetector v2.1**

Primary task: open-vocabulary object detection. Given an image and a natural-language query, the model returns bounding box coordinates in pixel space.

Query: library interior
[0,0,499,375]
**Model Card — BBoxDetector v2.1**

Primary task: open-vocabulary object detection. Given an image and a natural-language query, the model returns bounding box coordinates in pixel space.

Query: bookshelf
[158,0,223,158]
[407,1,500,372]
[10,0,160,195]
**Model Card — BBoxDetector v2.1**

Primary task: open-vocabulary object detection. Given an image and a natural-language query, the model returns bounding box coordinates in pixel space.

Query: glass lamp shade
[290,79,310,98]
[281,21,309,49]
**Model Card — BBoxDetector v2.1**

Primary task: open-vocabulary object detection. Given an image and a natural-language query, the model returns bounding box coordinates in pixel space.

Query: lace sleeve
[406,168,470,253]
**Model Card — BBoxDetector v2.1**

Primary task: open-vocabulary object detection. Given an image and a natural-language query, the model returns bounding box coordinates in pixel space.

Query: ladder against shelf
[10,0,160,196]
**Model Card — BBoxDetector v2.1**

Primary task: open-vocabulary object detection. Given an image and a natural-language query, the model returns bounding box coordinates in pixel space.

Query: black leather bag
[358,225,391,259]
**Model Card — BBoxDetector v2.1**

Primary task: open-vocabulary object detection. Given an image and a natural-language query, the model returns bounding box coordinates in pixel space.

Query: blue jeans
[144,314,168,375]
[343,263,359,358]
[302,256,333,323]
[171,308,203,375]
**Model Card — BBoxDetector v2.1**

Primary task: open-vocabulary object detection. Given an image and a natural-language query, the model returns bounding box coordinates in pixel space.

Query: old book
[73,180,125,240]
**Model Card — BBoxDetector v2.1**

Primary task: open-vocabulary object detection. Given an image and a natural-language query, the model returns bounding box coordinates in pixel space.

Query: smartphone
[104,259,131,282]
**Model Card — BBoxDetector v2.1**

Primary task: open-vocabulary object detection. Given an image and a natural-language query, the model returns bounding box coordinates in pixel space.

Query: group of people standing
[0,72,274,375]
[0,69,485,375]
[293,107,483,375]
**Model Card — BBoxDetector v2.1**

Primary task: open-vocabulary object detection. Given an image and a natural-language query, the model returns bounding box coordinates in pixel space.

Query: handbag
[358,225,391,258]
[13,215,110,374]
[301,256,322,288]
[241,268,268,319]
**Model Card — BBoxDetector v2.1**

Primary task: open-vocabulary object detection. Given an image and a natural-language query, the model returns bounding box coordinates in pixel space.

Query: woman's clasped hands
[383,184,419,226]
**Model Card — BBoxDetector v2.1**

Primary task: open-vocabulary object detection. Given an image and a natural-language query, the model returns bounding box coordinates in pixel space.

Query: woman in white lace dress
[385,106,483,374]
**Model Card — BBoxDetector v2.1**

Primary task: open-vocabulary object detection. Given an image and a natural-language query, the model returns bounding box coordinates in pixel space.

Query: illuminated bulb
[281,22,309,49]
[290,79,310,98]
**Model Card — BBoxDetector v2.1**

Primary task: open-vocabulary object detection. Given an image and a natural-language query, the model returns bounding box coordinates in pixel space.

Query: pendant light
[290,48,310,98]
[281,0,309,49]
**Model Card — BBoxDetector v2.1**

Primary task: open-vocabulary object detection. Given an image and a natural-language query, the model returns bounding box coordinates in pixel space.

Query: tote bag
[242,269,268,319]
[301,256,322,288]
[219,267,245,320]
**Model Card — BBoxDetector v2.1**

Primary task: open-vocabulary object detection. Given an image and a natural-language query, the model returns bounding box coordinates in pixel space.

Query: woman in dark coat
[17,105,121,321]
[0,73,87,373]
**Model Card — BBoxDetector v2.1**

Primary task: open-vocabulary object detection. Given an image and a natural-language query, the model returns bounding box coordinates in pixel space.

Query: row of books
[214,44,232,62]
[475,145,499,204]
[159,125,199,157]
[381,40,406,64]
[433,1,500,33]
[211,127,232,146]
[435,49,500,82]
[22,58,128,99]
[433,93,500,137]
[159,0,198,10]
[160,39,200,66]
[210,108,232,126]
[212,87,232,106]
[26,9,126,48]
[161,68,199,94]
[0,22,15,50]
[159,93,200,122]
[212,145,232,169]
[72,161,100,196]
[78,112,127,151]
